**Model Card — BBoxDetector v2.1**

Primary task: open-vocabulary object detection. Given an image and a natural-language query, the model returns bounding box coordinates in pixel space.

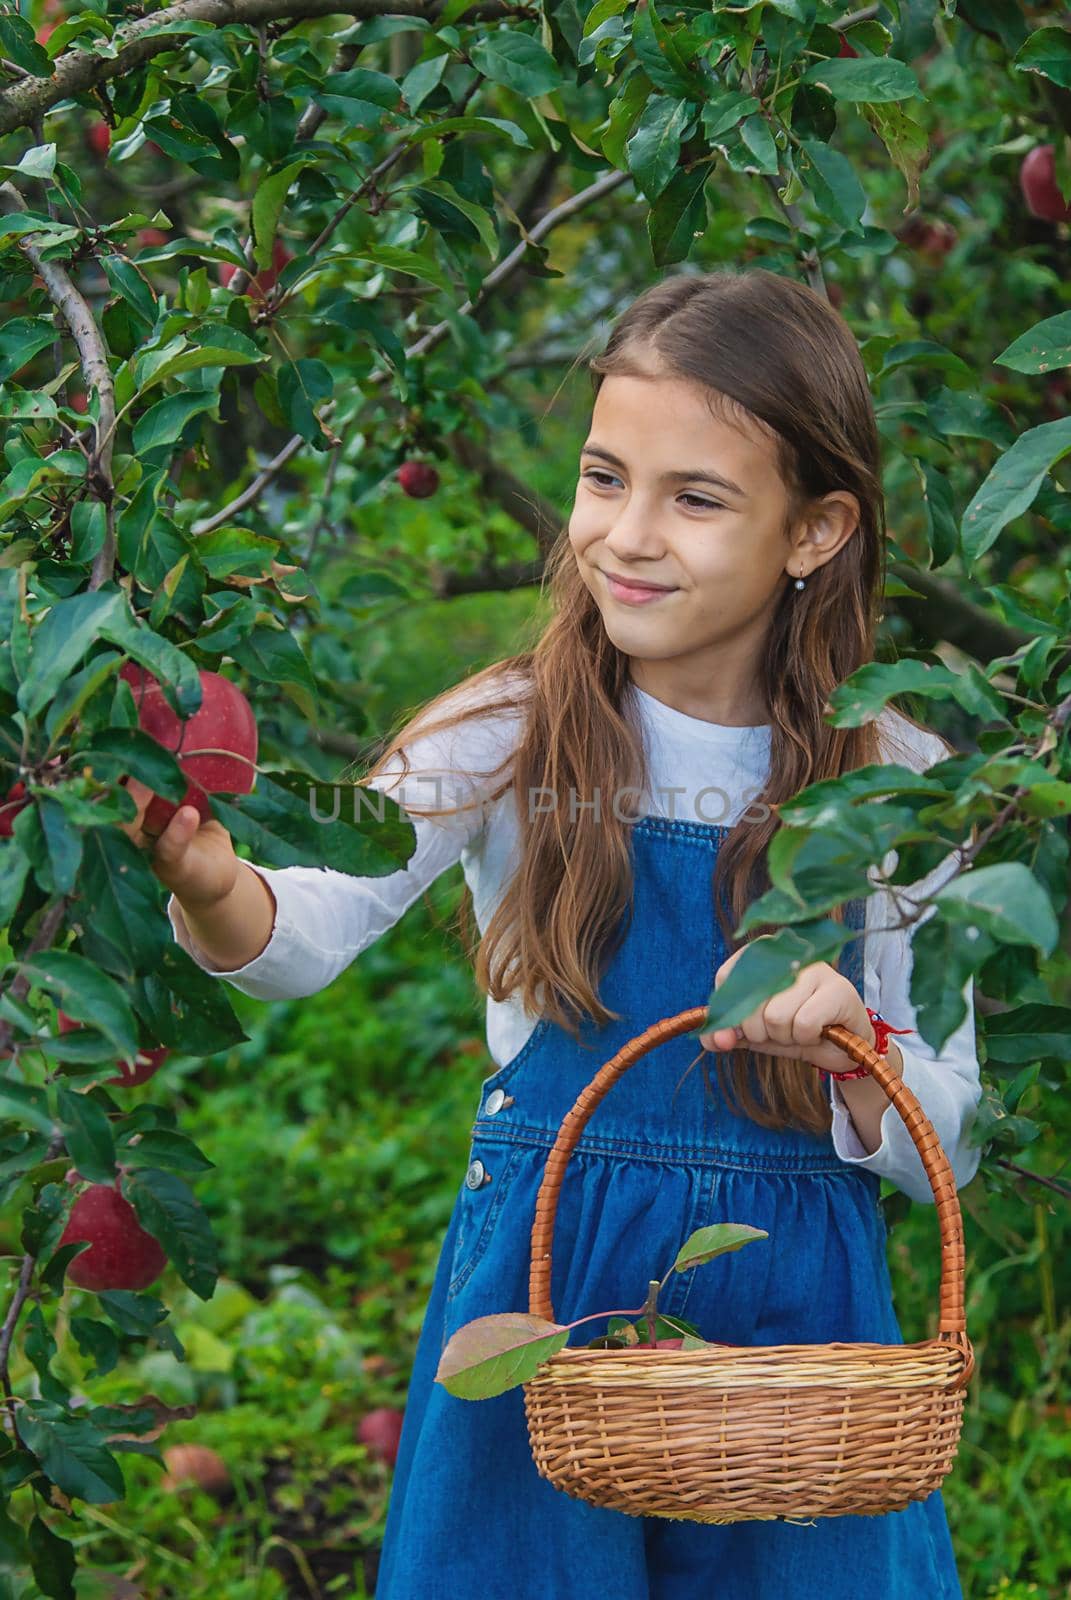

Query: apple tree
[0,0,1069,1591]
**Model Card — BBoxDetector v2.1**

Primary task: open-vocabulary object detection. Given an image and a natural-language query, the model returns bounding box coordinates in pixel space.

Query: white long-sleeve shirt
[167,674,982,1206]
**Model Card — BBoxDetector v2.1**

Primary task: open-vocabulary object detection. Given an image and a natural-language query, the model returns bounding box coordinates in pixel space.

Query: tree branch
[194,166,632,533]
[0,0,528,137]
[0,181,116,583]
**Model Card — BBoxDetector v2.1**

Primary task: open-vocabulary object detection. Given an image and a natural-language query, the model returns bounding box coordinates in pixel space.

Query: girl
[138,269,982,1599]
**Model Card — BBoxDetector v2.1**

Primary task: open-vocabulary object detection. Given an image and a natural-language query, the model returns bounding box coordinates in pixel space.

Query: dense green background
[2,0,1070,1594]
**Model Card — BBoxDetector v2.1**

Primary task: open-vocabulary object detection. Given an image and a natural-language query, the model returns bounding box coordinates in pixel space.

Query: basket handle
[527,1013,975,1388]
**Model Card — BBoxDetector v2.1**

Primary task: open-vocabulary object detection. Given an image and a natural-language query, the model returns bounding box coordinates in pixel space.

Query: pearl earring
[794,570,806,591]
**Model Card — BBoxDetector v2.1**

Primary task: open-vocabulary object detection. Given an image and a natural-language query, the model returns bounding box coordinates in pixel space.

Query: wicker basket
[522,1011,975,1525]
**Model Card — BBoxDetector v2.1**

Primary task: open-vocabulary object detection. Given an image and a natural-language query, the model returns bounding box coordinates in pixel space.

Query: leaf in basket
[607,1317,642,1345]
[434,1312,570,1400]
[673,1223,769,1272]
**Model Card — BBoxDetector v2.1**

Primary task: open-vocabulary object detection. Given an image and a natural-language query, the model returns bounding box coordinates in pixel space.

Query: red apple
[395,461,439,499]
[0,781,28,837]
[58,1177,168,1291]
[36,21,57,45]
[357,1406,405,1468]
[216,238,293,300]
[118,662,258,836]
[161,1444,232,1496]
[838,35,858,58]
[69,391,88,413]
[87,121,111,158]
[1020,144,1071,223]
[919,220,957,261]
[136,227,169,248]
[57,1010,170,1087]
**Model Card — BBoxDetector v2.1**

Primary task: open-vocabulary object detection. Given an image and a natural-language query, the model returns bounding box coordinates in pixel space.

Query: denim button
[465,1159,488,1190]
[485,1089,506,1115]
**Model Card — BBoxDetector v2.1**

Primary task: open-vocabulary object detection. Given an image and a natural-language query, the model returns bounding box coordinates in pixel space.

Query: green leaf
[961,416,1071,570]
[673,1223,769,1272]
[15,592,126,721]
[54,1086,117,1186]
[209,770,417,874]
[19,1408,126,1505]
[934,862,1059,955]
[0,451,86,523]
[919,459,958,568]
[14,950,138,1061]
[193,527,279,582]
[69,1316,121,1379]
[0,15,53,78]
[0,387,58,423]
[130,328,264,398]
[9,143,57,181]
[131,388,220,454]
[738,114,779,175]
[251,159,309,271]
[116,1128,215,1173]
[825,658,952,725]
[0,317,60,383]
[800,55,922,103]
[0,840,30,930]
[0,1079,54,1137]
[407,179,500,260]
[434,1311,570,1399]
[626,95,693,202]
[228,624,318,700]
[993,310,1071,375]
[400,50,449,114]
[277,359,334,450]
[27,1513,76,1600]
[0,1497,28,1566]
[1018,780,1071,818]
[37,794,83,896]
[468,28,563,98]
[100,252,158,332]
[123,1167,218,1300]
[1013,25,1071,90]
[982,1003,1071,1064]
[699,920,854,1030]
[630,0,708,99]
[401,114,532,148]
[798,139,866,231]
[647,163,708,268]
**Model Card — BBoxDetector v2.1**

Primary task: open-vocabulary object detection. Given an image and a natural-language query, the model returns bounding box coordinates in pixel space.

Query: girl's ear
[793,491,862,571]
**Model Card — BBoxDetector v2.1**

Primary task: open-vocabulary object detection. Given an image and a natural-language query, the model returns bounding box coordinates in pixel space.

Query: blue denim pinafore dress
[375,815,964,1599]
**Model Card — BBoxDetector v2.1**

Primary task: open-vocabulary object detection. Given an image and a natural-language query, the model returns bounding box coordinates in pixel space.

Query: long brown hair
[361,268,945,1137]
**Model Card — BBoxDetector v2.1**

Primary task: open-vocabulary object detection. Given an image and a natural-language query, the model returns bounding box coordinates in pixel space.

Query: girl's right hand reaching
[118,776,240,911]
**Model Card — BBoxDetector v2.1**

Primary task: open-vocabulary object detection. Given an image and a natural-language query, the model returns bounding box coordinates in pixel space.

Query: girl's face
[568,371,859,725]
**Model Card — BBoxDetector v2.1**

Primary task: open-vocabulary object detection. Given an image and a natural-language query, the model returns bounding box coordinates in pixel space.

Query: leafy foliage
[0,0,1068,1594]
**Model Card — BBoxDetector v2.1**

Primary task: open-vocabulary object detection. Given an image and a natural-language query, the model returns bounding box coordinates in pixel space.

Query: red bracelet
[821,1007,912,1081]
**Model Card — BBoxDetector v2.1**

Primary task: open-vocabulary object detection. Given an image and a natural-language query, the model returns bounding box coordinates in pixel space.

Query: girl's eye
[581,469,723,512]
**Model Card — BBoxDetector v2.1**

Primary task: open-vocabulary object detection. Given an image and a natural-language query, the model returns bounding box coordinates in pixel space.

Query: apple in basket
[434,1222,767,1400]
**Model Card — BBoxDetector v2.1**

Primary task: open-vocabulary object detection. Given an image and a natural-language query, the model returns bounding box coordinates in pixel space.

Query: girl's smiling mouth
[603,572,679,604]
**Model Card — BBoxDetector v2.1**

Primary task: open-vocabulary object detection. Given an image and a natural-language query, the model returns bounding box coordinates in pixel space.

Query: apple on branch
[395,461,439,499]
[58,1176,168,1291]
[86,121,111,158]
[118,663,258,837]
[1020,144,1071,223]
